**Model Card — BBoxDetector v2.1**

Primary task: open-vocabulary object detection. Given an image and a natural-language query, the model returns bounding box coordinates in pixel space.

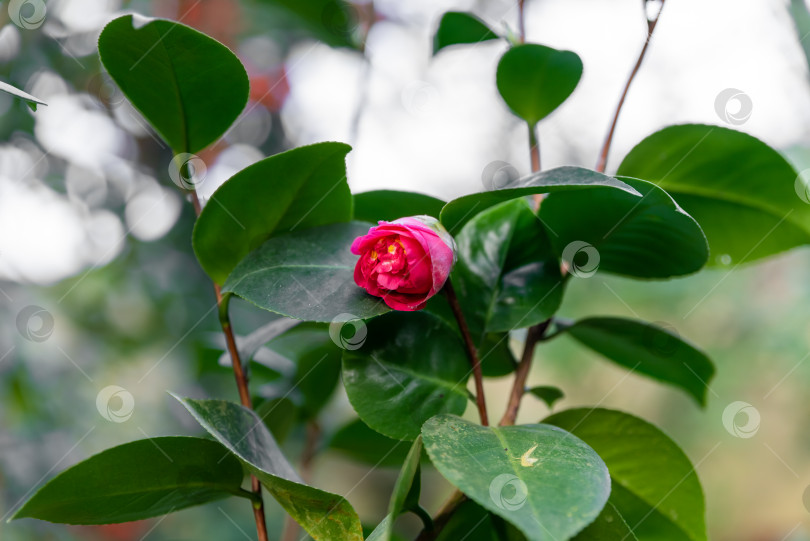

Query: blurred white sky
[1,0,809,285]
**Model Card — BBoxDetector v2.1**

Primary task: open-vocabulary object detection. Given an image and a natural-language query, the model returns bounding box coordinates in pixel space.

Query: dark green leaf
[433,11,500,55]
[98,15,248,154]
[434,500,504,541]
[539,176,709,278]
[572,502,638,541]
[194,142,353,284]
[496,44,583,126]
[544,408,707,541]
[617,124,808,266]
[452,198,563,341]
[422,414,610,541]
[328,418,413,467]
[222,222,390,322]
[174,396,364,540]
[353,190,445,223]
[559,317,714,406]
[440,166,640,235]
[342,312,470,440]
[526,386,564,409]
[0,80,46,110]
[11,437,245,525]
[258,0,359,49]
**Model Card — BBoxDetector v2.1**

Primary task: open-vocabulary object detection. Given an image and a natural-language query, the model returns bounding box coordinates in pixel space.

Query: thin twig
[444,280,489,426]
[499,321,550,426]
[595,0,667,173]
[189,191,270,541]
[518,0,527,42]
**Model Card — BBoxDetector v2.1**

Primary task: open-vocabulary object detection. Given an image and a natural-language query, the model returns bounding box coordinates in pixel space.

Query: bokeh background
[2,0,810,539]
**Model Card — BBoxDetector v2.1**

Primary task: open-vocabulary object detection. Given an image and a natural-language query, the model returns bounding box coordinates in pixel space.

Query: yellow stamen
[370,250,377,260]
[388,244,397,254]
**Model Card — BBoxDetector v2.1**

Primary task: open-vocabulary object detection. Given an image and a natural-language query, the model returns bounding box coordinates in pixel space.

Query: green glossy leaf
[328,418,413,467]
[194,142,353,284]
[539,176,709,278]
[0,80,46,111]
[381,437,424,540]
[544,408,707,541]
[422,414,610,541]
[434,500,506,541]
[433,11,500,55]
[572,502,637,541]
[98,15,248,154]
[354,190,445,223]
[258,0,359,49]
[223,222,390,321]
[452,198,563,341]
[440,166,640,234]
[496,44,583,126]
[11,437,245,525]
[342,312,470,441]
[175,396,364,541]
[617,124,809,266]
[527,386,564,409]
[559,317,714,406]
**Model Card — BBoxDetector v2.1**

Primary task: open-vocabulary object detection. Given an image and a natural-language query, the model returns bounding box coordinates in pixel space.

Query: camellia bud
[350,215,456,311]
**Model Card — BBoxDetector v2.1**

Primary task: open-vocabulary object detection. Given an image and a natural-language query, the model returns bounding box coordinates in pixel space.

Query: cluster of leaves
[8,5,807,541]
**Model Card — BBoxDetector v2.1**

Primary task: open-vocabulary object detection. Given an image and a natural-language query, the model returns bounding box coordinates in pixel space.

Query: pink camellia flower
[351,216,457,311]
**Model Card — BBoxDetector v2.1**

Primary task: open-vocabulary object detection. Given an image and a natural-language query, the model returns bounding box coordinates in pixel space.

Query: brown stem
[444,280,489,426]
[415,490,467,541]
[499,320,551,426]
[189,190,269,541]
[518,0,527,42]
[595,0,666,173]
